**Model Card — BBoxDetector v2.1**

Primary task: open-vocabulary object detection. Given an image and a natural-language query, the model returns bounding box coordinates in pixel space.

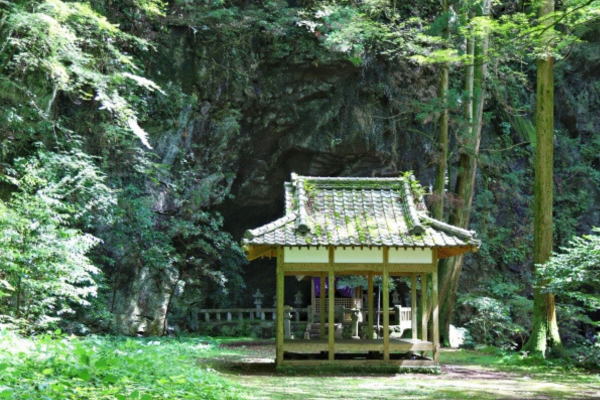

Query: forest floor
[1,333,598,400]
[211,339,600,400]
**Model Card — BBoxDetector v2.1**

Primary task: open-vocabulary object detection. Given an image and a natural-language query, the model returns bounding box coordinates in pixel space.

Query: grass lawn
[214,340,600,400]
[1,331,598,400]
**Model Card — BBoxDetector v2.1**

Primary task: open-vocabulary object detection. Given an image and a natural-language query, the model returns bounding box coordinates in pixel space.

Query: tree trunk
[432,0,449,221]
[523,0,562,354]
[439,1,490,346]
[15,275,21,320]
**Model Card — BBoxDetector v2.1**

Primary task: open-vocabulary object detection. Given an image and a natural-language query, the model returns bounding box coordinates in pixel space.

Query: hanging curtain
[313,277,354,297]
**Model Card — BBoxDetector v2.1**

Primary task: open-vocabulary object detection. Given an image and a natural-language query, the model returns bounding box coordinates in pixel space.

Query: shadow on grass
[210,359,441,377]
[216,339,441,376]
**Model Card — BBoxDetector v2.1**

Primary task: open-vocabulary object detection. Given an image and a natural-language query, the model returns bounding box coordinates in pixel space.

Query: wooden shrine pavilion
[242,174,480,366]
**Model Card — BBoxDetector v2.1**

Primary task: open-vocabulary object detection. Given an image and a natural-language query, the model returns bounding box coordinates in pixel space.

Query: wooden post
[411,274,418,340]
[320,272,326,339]
[276,247,284,366]
[328,246,335,361]
[367,273,374,339]
[383,247,390,361]
[432,252,440,363]
[311,277,316,324]
[421,273,428,342]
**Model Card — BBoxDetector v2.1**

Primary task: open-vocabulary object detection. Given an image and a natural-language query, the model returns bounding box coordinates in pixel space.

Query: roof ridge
[418,213,480,244]
[293,175,311,235]
[244,213,297,240]
[302,176,404,181]
[284,182,294,214]
[403,179,425,235]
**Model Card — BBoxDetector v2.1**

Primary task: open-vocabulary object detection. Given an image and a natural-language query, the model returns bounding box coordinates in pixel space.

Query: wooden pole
[383,248,390,361]
[368,273,374,339]
[421,273,428,342]
[432,252,440,362]
[411,274,418,340]
[320,271,326,339]
[310,277,315,324]
[276,247,284,366]
[328,246,335,361]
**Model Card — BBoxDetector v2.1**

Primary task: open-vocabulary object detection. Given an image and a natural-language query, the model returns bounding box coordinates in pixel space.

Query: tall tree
[432,0,450,221]
[522,0,562,355]
[439,0,491,345]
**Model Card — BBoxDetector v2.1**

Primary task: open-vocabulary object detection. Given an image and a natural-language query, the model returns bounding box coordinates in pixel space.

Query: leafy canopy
[0,0,163,150]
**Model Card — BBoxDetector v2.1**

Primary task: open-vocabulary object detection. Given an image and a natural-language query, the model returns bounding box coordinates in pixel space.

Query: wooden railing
[398,307,412,330]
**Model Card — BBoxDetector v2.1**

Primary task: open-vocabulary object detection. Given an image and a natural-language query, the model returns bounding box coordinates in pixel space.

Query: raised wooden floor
[284,338,434,352]
[281,338,436,366]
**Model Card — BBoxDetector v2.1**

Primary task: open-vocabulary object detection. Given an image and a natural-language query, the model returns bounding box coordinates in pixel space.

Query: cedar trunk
[432,0,449,221]
[522,0,562,351]
[439,2,490,345]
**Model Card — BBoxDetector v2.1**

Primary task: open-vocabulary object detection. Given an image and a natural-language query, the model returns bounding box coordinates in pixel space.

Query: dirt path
[210,342,600,400]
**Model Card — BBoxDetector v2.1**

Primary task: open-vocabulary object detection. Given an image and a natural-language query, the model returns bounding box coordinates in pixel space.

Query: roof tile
[242,174,481,250]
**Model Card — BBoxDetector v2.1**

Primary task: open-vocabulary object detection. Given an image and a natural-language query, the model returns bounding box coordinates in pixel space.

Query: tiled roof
[243,174,480,250]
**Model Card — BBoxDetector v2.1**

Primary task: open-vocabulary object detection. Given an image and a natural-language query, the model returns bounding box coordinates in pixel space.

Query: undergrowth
[0,330,244,400]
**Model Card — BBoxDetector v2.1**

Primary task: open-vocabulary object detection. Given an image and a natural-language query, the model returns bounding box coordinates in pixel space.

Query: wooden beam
[245,245,274,261]
[389,264,434,273]
[389,272,430,277]
[281,262,433,273]
[436,246,477,259]
[383,247,390,361]
[284,263,329,272]
[411,274,418,340]
[320,271,326,339]
[276,247,284,366]
[328,246,335,361]
[432,250,440,363]
[367,273,374,340]
[421,273,428,342]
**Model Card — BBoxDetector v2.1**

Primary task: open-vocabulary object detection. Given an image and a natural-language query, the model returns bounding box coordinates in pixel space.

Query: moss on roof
[243,174,480,249]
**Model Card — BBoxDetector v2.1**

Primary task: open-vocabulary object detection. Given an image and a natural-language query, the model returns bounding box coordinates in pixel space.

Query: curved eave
[437,245,480,259]
[243,244,277,261]
[243,243,480,261]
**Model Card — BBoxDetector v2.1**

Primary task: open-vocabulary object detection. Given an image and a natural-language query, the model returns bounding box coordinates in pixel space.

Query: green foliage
[456,275,532,349]
[458,295,518,348]
[0,148,114,330]
[298,1,428,63]
[0,0,160,151]
[0,0,251,335]
[540,228,600,312]
[0,330,243,400]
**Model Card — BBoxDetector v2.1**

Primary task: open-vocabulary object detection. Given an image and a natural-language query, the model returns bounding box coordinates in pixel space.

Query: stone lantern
[294,291,303,308]
[392,289,401,306]
[253,289,264,318]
